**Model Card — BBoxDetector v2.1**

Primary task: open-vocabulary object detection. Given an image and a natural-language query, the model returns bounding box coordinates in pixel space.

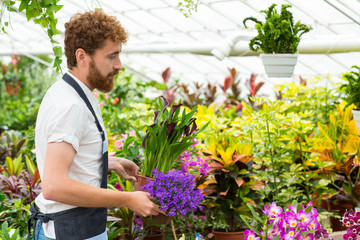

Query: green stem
[298,134,310,201]
[266,116,277,194]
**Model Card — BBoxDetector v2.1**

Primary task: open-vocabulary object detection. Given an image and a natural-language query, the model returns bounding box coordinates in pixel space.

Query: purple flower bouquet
[142,169,204,218]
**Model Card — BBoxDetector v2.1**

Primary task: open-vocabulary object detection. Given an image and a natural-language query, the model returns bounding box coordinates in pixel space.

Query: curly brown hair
[64,10,128,69]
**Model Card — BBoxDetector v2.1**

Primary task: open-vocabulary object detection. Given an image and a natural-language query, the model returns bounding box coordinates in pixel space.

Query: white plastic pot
[260,53,298,78]
[352,109,360,129]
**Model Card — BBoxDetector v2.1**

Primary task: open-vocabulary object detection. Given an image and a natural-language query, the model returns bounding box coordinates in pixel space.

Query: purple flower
[244,230,260,240]
[141,169,204,217]
[254,202,331,240]
[154,110,160,121]
[180,153,209,176]
[342,210,360,239]
[134,215,143,227]
[114,183,122,191]
[160,96,169,106]
[170,104,183,119]
[166,122,177,137]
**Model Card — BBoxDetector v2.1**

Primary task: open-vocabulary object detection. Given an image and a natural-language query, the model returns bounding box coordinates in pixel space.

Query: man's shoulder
[43,80,85,109]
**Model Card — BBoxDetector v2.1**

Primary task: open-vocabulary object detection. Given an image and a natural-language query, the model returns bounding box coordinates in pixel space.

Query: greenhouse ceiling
[1,0,360,86]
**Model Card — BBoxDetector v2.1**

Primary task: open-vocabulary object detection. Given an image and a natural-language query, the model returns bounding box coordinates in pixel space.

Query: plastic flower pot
[260,53,298,78]
[212,229,245,240]
[352,109,360,129]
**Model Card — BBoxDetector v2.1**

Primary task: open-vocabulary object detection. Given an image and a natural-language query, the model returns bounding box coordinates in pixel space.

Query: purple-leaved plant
[142,169,204,217]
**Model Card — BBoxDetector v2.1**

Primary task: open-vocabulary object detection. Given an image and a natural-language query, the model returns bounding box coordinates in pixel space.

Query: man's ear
[75,48,88,67]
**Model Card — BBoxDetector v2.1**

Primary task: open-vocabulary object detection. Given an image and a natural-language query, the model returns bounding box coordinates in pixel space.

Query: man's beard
[87,59,119,93]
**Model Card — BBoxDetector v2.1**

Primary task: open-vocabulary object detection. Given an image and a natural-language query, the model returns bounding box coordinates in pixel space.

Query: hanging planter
[243,3,311,78]
[352,109,360,129]
[260,53,298,78]
[340,65,360,129]
[2,71,25,95]
[5,80,21,95]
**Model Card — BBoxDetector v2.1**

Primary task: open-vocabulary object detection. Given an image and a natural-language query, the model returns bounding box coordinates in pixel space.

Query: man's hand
[126,191,160,217]
[108,156,139,184]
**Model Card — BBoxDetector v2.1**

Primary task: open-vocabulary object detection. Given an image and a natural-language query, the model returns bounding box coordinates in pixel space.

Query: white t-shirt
[35,72,106,238]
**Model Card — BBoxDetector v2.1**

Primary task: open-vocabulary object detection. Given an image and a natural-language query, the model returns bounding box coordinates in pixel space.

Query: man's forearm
[42,176,132,208]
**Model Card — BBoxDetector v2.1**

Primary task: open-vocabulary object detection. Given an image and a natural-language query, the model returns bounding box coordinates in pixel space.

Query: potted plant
[341,65,360,129]
[243,3,312,78]
[142,169,204,229]
[136,96,209,179]
[1,71,25,95]
[200,134,260,239]
[134,96,208,226]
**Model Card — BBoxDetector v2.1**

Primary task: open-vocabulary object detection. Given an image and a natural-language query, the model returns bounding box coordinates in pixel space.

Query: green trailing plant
[243,3,312,53]
[178,0,199,17]
[1,0,63,71]
[1,72,25,87]
[341,65,360,109]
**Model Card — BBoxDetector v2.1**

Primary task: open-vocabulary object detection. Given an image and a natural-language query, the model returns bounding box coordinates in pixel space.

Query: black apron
[27,73,109,240]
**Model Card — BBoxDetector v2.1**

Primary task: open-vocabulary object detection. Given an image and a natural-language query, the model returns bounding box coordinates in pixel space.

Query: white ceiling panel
[0,0,359,87]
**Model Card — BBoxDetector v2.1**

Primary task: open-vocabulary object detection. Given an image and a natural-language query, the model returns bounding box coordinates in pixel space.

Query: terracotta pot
[134,174,153,191]
[134,175,171,225]
[143,232,163,240]
[321,196,356,232]
[5,80,20,95]
[152,212,172,225]
[212,229,245,240]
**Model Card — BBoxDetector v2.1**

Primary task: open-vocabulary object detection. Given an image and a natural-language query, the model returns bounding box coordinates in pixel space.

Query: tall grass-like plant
[139,97,209,177]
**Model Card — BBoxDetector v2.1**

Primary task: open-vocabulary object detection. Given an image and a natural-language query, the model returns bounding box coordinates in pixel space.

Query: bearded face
[87,58,119,93]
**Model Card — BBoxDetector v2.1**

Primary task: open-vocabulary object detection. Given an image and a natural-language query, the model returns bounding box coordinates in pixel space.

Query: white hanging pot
[260,53,298,78]
[352,109,360,129]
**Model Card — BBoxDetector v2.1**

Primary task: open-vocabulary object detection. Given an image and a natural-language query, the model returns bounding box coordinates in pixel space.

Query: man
[31,10,159,240]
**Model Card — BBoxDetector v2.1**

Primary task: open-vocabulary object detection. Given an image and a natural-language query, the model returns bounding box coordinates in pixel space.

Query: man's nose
[114,57,122,70]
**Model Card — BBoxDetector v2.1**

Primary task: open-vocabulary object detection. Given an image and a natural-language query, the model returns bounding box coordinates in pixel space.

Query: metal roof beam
[324,0,360,25]
[122,38,360,56]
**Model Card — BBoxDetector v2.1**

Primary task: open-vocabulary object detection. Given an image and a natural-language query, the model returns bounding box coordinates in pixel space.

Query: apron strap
[62,73,108,188]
